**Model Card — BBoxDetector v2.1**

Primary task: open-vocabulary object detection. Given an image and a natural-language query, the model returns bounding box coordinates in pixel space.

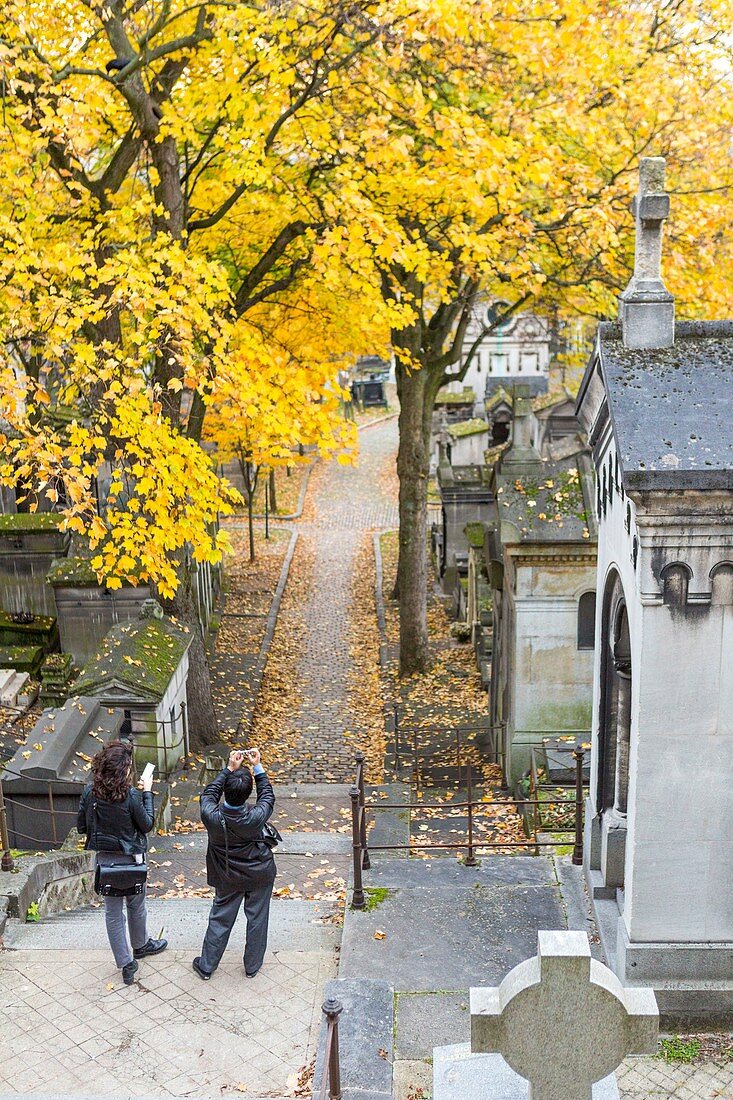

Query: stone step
[2,897,341,953]
[152,829,352,856]
[0,670,29,705]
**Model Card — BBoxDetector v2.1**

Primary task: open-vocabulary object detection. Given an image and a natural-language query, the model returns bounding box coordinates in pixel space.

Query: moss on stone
[46,558,99,587]
[75,617,190,701]
[448,418,489,439]
[435,387,475,405]
[0,513,62,534]
[362,887,393,912]
[464,522,486,548]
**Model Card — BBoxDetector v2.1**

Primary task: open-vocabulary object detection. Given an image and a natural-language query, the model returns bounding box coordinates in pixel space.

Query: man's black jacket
[77,786,155,855]
[201,767,276,893]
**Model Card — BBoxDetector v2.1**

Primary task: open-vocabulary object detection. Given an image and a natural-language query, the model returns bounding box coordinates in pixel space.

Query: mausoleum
[73,600,192,776]
[576,157,733,1018]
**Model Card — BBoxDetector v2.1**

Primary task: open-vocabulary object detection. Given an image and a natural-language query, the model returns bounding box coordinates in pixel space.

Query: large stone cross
[470,931,658,1100]
[629,157,670,286]
[619,157,674,349]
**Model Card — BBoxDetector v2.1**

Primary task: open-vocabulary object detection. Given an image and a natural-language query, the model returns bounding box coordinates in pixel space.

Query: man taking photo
[193,747,276,980]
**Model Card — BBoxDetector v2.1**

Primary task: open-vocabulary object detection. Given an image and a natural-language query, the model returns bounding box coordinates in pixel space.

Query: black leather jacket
[201,767,276,891]
[77,785,155,856]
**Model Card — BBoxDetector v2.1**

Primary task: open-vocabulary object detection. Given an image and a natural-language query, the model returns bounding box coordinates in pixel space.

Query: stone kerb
[468,930,658,1100]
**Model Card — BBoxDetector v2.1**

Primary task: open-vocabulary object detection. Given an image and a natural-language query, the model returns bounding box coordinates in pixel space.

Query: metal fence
[349,750,586,909]
[391,717,506,784]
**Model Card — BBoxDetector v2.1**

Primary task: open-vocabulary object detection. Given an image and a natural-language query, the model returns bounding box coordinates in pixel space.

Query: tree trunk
[268,467,277,513]
[163,560,218,752]
[395,363,431,675]
[239,458,259,563]
[247,488,256,563]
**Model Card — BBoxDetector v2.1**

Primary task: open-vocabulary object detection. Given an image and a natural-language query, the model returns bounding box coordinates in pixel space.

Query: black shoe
[122,959,139,985]
[192,956,212,981]
[134,938,168,959]
[245,964,262,978]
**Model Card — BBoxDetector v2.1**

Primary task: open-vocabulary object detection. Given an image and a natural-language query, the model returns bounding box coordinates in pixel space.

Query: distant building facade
[444,307,552,404]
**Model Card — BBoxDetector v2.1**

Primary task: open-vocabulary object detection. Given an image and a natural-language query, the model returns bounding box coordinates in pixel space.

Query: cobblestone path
[277,417,398,782]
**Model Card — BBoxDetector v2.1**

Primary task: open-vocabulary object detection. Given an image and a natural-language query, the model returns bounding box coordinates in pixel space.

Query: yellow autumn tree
[314,0,733,673]
[0,0,399,737]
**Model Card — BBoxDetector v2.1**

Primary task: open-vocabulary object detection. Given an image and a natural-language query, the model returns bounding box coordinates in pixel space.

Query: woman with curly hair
[77,739,167,984]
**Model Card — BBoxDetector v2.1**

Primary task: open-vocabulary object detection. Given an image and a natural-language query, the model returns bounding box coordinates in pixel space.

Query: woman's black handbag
[94,861,148,897]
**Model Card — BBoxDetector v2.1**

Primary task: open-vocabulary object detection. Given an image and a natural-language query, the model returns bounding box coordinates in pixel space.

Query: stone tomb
[73,600,191,774]
[486,388,597,784]
[2,696,123,849]
[433,930,658,1100]
[576,158,733,1017]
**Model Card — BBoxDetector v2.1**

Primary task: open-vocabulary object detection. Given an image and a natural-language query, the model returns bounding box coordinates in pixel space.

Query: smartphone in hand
[140,762,156,789]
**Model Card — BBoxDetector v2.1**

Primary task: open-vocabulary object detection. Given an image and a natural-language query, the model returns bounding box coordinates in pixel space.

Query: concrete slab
[340,857,566,992]
[395,991,471,1059]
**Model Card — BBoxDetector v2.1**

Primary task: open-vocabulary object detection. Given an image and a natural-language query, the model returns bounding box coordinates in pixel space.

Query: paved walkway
[276,418,398,782]
[0,900,339,1098]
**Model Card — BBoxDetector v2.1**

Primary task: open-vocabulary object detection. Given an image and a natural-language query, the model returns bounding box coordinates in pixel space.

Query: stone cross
[470,931,658,1100]
[619,157,674,349]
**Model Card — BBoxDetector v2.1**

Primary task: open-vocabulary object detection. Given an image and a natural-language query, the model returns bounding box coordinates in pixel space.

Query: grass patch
[362,886,393,912]
[658,1037,702,1064]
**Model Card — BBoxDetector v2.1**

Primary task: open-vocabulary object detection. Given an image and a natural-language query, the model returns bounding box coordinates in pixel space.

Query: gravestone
[47,558,151,666]
[433,930,658,1100]
[0,513,69,616]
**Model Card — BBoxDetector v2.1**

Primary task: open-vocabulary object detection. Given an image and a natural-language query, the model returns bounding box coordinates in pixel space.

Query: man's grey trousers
[98,854,148,969]
[200,881,275,975]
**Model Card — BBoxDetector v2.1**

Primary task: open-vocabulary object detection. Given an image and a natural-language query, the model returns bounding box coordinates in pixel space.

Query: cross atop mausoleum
[470,930,658,1100]
[619,156,674,350]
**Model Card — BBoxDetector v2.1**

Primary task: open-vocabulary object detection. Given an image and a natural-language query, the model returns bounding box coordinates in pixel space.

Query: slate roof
[591,320,733,490]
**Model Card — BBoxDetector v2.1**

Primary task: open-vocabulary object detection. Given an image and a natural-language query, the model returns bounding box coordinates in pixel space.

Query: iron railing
[391,717,507,786]
[317,997,343,1100]
[350,748,586,908]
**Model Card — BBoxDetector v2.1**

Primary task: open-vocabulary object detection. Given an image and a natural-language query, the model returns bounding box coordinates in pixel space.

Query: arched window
[661,563,691,607]
[711,562,733,606]
[577,591,596,649]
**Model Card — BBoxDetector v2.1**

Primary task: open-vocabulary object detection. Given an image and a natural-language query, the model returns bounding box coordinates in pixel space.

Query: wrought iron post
[355,752,370,870]
[181,701,189,756]
[465,762,477,866]
[0,778,14,872]
[350,786,365,909]
[572,747,585,866]
[48,785,58,846]
[322,997,343,1100]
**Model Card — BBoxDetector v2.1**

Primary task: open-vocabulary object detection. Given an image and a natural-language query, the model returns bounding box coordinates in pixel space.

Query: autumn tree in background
[0,0,398,743]
[205,347,357,563]
[321,0,733,674]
